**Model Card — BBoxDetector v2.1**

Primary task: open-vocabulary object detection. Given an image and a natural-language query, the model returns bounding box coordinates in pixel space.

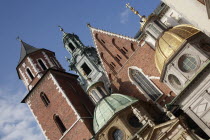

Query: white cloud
[0,83,45,140]
[120,9,130,24]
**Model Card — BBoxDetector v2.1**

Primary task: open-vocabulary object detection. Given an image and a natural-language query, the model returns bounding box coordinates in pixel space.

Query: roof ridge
[18,40,40,64]
[88,25,139,42]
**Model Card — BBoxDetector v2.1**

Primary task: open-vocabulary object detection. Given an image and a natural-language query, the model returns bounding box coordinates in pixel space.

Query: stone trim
[42,51,54,67]
[27,102,49,140]
[27,57,39,74]
[89,26,110,82]
[18,68,29,86]
[49,73,81,119]
[128,66,163,102]
[89,26,139,42]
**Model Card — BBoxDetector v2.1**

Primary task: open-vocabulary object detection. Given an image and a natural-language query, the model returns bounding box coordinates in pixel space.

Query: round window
[112,129,124,140]
[128,115,143,128]
[178,54,197,72]
[168,74,182,89]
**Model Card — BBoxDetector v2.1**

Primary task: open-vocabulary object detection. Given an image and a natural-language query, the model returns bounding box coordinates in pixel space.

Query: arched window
[26,68,34,80]
[81,62,92,76]
[53,114,66,134]
[38,59,47,71]
[40,92,50,106]
[68,42,75,51]
[129,68,162,101]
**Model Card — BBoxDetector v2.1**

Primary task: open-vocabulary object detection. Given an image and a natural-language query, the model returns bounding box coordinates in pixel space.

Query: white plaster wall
[160,8,189,27]
[162,0,210,36]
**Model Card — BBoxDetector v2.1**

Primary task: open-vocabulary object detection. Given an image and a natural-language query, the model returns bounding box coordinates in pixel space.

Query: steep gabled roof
[18,41,40,64]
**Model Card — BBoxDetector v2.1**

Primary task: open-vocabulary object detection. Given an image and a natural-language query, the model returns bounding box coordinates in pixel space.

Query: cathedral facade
[16,1,210,140]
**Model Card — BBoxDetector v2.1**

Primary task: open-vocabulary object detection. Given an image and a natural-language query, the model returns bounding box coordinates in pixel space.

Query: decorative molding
[128,66,163,102]
[19,68,29,86]
[49,73,81,119]
[27,57,39,74]
[22,63,26,68]
[42,51,54,67]
[27,102,50,140]
[89,26,139,43]
[88,26,110,82]
[149,76,160,80]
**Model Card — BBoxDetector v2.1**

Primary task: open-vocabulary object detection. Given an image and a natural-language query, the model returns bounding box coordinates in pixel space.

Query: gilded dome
[93,94,138,133]
[155,24,200,73]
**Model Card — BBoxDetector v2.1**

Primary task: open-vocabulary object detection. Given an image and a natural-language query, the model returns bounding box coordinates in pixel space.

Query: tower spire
[126,3,147,26]
[58,25,67,36]
[16,36,22,42]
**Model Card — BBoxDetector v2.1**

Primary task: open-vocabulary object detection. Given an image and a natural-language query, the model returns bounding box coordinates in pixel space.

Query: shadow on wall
[111,78,167,124]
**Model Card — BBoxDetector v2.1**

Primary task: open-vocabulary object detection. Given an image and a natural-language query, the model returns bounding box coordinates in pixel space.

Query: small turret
[59,27,110,100]
[16,38,64,90]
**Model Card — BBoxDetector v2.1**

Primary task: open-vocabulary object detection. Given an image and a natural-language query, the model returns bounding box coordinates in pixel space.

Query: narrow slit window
[117,54,122,59]
[131,43,135,51]
[38,59,47,70]
[26,68,34,80]
[40,92,50,106]
[115,57,120,62]
[111,62,116,67]
[121,49,126,55]
[110,64,115,69]
[54,115,67,134]
[101,39,105,44]
[81,63,92,75]
[123,47,128,52]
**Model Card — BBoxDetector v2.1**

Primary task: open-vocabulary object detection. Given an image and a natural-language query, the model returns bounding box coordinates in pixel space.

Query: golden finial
[126,3,147,26]
[126,3,142,18]
[16,36,22,42]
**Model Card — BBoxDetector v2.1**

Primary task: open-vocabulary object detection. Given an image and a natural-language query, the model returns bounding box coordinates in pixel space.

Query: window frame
[37,58,48,71]
[53,114,67,134]
[40,92,50,107]
[26,67,34,80]
[128,66,163,102]
[81,62,92,76]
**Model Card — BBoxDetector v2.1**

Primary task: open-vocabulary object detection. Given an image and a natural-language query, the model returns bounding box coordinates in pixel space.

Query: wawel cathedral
[16,1,210,140]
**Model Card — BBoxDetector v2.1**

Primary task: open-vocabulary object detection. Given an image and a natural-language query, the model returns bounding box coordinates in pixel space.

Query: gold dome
[155,24,200,74]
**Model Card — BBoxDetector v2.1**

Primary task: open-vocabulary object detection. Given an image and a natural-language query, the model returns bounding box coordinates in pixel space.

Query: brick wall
[92,29,175,106]
[25,70,94,140]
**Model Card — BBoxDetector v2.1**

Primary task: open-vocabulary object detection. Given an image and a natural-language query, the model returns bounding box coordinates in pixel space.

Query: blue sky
[0,0,160,139]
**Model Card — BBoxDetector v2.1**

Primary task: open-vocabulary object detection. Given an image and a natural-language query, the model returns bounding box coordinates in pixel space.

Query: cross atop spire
[126,3,147,26]
[16,36,22,42]
[58,25,67,36]
[17,39,40,64]
[126,3,143,18]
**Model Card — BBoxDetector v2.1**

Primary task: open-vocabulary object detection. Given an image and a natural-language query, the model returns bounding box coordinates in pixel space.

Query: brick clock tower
[16,40,94,140]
